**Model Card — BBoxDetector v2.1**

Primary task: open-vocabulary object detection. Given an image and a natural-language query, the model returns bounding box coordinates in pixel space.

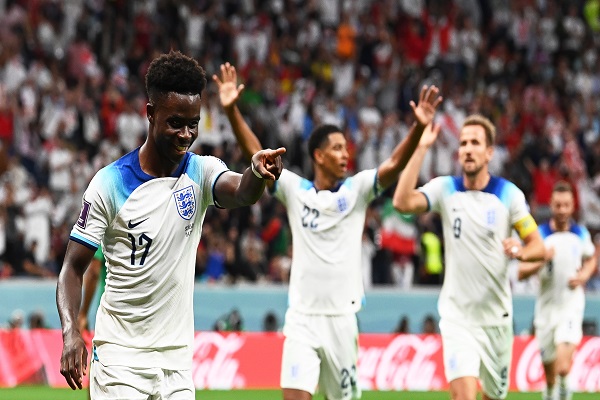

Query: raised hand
[251,147,286,180]
[213,63,245,109]
[410,85,443,128]
[418,122,442,149]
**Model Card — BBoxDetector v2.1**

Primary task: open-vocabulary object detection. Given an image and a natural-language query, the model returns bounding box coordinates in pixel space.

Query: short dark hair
[552,180,573,194]
[307,124,343,160]
[145,51,207,104]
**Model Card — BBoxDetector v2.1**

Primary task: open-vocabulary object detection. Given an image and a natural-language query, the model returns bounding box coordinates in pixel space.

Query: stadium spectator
[518,181,597,400]
[263,311,280,332]
[0,0,600,296]
[394,315,410,334]
[56,51,285,396]
[215,62,441,400]
[422,314,438,335]
[393,116,545,400]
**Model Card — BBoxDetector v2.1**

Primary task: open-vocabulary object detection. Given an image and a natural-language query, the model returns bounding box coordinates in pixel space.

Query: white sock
[558,376,571,400]
[542,386,555,400]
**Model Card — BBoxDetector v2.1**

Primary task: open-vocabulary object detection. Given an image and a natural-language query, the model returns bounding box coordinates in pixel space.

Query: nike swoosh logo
[128,218,148,229]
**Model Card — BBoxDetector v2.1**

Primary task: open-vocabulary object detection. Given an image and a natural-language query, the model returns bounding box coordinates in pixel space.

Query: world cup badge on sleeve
[173,186,196,220]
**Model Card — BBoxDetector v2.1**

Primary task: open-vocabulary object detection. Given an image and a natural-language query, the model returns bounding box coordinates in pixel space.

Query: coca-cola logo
[515,337,600,392]
[192,332,246,389]
[358,335,444,391]
[514,338,545,391]
[571,337,600,392]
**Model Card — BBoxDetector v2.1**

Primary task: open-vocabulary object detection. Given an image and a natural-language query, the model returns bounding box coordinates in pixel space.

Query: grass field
[0,387,598,400]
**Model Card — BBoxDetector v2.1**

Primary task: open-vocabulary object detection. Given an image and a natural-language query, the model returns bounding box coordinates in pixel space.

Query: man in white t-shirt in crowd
[393,115,546,400]
[214,62,442,400]
[519,181,597,400]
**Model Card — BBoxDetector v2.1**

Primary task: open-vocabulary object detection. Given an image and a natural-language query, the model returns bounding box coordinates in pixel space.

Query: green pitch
[0,387,598,400]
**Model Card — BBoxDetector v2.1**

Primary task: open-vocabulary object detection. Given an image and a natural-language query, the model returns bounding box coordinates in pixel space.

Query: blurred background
[0,0,600,336]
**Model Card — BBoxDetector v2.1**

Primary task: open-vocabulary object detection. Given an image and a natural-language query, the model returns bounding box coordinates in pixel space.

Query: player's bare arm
[57,241,96,390]
[392,122,442,214]
[377,85,443,189]
[568,255,598,289]
[213,147,285,208]
[78,257,101,333]
[517,246,554,280]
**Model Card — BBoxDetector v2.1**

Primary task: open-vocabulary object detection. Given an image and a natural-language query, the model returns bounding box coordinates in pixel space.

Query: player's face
[315,132,349,180]
[147,92,201,165]
[550,191,574,225]
[458,125,493,178]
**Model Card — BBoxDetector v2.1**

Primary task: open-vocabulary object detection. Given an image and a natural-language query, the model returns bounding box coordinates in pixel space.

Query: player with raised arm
[56,51,285,399]
[519,181,597,400]
[392,116,546,400]
[214,62,442,400]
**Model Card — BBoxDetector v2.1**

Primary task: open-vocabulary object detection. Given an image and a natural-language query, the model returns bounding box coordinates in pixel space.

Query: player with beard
[519,181,597,400]
[393,115,546,400]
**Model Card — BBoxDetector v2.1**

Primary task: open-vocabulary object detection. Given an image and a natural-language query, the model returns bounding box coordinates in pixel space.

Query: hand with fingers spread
[251,147,287,180]
[410,85,443,129]
[60,331,88,390]
[213,62,245,109]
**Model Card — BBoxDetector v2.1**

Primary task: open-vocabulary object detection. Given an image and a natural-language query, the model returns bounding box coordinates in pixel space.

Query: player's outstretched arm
[57,241,95,390]
[377,85,442,189]
[213,63,263,162]
[213,147,286,208]
[392,122,441,214]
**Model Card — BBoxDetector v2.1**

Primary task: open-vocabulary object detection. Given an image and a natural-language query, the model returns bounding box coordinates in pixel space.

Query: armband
[514,214,538,239]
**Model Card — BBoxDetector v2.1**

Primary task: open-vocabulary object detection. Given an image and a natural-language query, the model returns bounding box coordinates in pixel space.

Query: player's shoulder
[538,221,553,238]
[422,175,461,193]
[484,176,522,196]
[569,222,591,239]
[275,168,311,190]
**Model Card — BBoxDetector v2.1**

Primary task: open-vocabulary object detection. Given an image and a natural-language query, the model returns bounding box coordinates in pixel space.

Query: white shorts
[280,309,361,400]
[90,360,195,400]
[440,319,513,399]
[535,317,583,363]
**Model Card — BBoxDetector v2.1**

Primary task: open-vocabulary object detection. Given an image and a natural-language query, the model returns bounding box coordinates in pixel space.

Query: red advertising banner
[1,329,599,392]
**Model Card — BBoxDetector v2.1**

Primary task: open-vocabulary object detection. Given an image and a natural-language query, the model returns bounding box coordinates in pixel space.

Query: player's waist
[92,342,192,369]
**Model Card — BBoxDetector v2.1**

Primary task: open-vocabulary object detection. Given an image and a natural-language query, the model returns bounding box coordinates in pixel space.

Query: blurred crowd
[1,0,600,292]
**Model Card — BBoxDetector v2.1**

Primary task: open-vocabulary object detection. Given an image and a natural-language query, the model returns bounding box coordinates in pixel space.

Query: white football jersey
[273,168,380,315]
[420,176,533,326]
[71,149,228,369]
[534,222,595,327]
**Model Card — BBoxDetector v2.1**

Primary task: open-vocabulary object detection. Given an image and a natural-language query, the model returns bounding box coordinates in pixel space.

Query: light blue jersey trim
[69,233,99,250]
[103,149,196,212]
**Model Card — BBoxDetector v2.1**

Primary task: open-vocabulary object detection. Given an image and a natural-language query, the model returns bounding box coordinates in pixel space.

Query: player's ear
[313,148,324,164]
[486,145,494,162]
[146,103,154,124]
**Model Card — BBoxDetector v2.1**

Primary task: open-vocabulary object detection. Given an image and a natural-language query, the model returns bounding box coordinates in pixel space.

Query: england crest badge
[173,186,196,220]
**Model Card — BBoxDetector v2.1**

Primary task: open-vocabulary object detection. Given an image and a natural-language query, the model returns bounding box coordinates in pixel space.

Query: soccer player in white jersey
[518,181,597,400]
[393,115,546,400]
[213,63,442,400]
[56,51,285,399]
